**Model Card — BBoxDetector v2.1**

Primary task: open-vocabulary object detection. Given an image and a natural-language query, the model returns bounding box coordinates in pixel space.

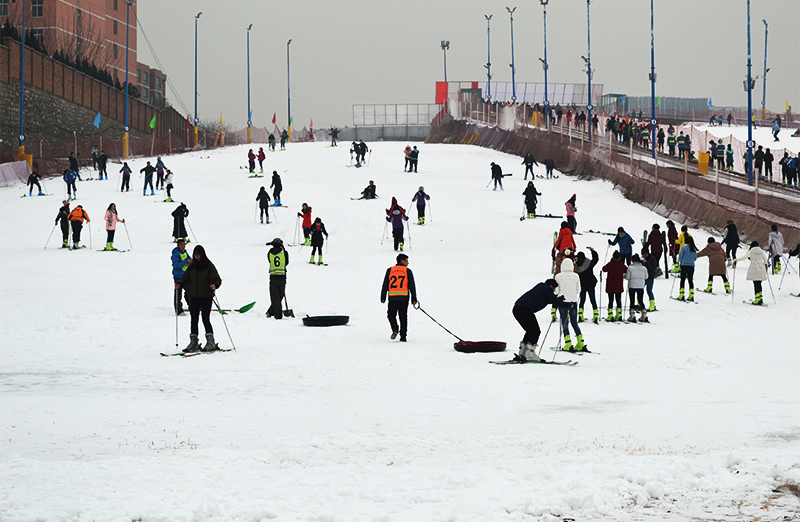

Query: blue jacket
[610,232,635,255]
[678,245,697,267]
[516,282,561,313]
[62,171,76,184]
[171,246,190,278]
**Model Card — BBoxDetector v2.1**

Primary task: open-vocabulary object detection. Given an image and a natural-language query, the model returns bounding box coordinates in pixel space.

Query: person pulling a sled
[380,253,417,343]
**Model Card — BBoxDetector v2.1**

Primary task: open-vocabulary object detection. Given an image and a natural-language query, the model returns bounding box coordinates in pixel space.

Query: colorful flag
[248,109,253,122]
[289,116,293,126]
[310,118,313,128]
[708,98,713,108]
[272,113,276,125]
[787,99,791,112]
[186,115,190,130]
[93,112,101,128]
[656,97,661,107]
[219,113,223,126]
[149,114,156,129]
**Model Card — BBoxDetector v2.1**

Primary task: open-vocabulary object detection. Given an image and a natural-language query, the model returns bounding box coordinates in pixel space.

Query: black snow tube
[454,341,507,353]
[302,315,350,327]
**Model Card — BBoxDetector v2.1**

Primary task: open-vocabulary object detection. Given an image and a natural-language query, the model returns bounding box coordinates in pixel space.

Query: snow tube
[453,341,507,353]
[302,315,349,327]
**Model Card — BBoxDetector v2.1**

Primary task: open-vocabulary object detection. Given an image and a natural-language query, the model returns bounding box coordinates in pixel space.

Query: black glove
[608,240,612,245]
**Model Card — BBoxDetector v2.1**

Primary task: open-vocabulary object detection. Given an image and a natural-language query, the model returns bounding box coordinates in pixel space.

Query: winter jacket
[412,191,430,207]
[120,165,131,176]
[491,163,503,180]
[62,170,77,184]
[104,209,122,231]
[387,208,408,229]
[678,244,697,267]
[257,150,266,161]
[298,207,312,227]
[69,156,79,172]
[516,282,561,314]
[404,146,412,159]
[256,189,271,208]
[602,260,627,293]
[735,247,769,281]
[643,254,658,280]
[310,222,328,247]
[140,165,156,178]
[610,232,635,255]
[172,205,189,238]
[555,258,581,303]
[721,224,739,247]
[565,200,576,217]
[646,229,664,254]
[575,250,599,289]
[270,172,282,190]
[55,204,70,225]
[697,243,727,276]
[522,186,541,205]
[677,231,693,250]
[165,172,174,186]
[171,247,190,279]
[180,260,222,299]
[380,264,417,302]
[155,159,166,172]
[361,185,377,199]
[97,154,108,169]
[626,261,647,290]
[767,231,784,257]
[554,227,576,253]
[68,206,90,223]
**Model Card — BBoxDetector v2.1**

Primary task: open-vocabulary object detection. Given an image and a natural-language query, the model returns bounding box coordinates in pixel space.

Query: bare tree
[43,3,110,68]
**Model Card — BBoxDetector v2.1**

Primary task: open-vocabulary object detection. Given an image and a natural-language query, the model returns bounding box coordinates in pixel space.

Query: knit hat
[266,238,284,247]
[62,200,69,205]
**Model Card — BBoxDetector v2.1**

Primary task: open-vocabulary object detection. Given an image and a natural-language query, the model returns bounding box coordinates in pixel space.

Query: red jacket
[257,150,265,161]
[299,207,312,227]
[602,260,627,293]
[554,228,576,253]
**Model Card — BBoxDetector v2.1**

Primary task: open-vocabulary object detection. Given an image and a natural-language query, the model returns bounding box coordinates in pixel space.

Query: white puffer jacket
[626,261,648,290]
[555,258,581,303]
[736,246,769,281]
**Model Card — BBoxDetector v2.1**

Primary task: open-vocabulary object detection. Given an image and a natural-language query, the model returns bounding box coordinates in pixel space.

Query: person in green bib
[266,238,289,319]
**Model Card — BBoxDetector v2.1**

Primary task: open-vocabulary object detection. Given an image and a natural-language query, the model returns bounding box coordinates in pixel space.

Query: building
[0,0,138,88]
[136,61,166,109]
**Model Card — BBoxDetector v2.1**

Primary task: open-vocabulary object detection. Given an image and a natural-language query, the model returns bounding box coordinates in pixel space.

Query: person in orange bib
[67,205,90,249]
[380,253,417,342]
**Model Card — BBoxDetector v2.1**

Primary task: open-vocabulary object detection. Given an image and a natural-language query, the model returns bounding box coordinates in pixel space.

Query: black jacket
[140,165,156,178]
[256,189,271,208]
[97,154,108,168]
[516,282,561,313]
[55,204,70,225]
[271,173,282,189]
[523,186,541,204]
[575,250,599,289]
[69,156,79,171]
[491,164,503,179]
[722,224,739,246]
[310,223,328,246]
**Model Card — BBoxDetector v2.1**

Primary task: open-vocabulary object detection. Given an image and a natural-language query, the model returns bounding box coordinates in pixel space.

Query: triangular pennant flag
[656,97,661,107]
[310,118,313,128]
[289,116,293,126]
[219,113,223,126]
[149,114,156,129]
[186,115,190,130]
[248,109,253,122]
[93,112,101,128]
[708,98,713,108]
[787,99,791,112]
[272,113,277,125]
[622,95,626,104]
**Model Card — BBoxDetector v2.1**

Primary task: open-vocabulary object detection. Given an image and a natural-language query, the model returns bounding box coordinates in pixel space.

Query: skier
[721,219,740,266]
[641,248,658,311]
[408,146,419,172]
[155,157,167,189]
[698,237,730,293]
[62,169,77,200]
[268,133,276,152]
[297,203,313,246]
[257,147,266,173]
[772,117,780,142]
[575,247,599,323]
[513,279,561,362]
[555,257,586,351]
[102,203,125,251]
[666,220,679,271]
[609,227,635,265]
[645,223,664,269]
[522,181,541,219]
[270,170,282,205]
[97,150,108,180]
[553,221,576,274]
[256,186,271,224]
[280,129,288,150]
[727,113,733,126]
[68,152,81,181]
[27,171,43,196]
[404,145,412,172]
[67,204,90,249]
[522,152,538,180]
[265,238,289,319]
[172,203,189,243]
[767,225,784,275]
[626,254,648,322]
[330,127,338,147]
[140,161,156,196]
[411,186,430,225]
[565,194,577,233]
[91,146,99,170]
[754,145,764,178]
[380,253,417,343]
[490,162,504,190]
[309,217,328,265]
[602,251,627,322]
[171,238,191,315]
[676,235,698,301]
[120,162,132,192]
[733,241,769,306]
[351,141,361,166]
[359,180,377,200]
[386,197,409,252]
[247,149,256,173]
[55,200,71,248]
[164,170,175,202]
[177,245,222,352]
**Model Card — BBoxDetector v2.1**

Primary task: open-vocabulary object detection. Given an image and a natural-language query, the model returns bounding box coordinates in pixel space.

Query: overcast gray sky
[136,0,799,131]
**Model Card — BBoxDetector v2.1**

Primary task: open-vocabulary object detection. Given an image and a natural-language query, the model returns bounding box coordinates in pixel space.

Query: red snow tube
[454,341,507,353]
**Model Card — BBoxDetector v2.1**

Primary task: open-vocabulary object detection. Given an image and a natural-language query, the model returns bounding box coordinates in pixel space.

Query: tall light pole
[539,0,549,129]
[761,19,769,121]
[506,7,517,103]
[194,11,202,148]
[649,0,656,159]
[122,0,134,159]
[17,0,27,163]
[585,0,593,141]
[745,0,754,186]
[246,24,252,144]
[484,15,492,102]
[287,39,292,140]
[441,41,449,83]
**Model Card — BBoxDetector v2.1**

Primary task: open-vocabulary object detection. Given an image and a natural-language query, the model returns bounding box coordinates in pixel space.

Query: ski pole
[294,216,301,245]
[88,223,92,250]
[381,220,387,245]
[428,202,432,223]
[254,202,258,224]
[536,311,555,357]
[270,205,278,224]
[175,305,180,351]
[41,178,49,195]
[212,296,237,351]
[123,222,133,250]
[765,272,776,304]
[44,223,56,249]
[367,150,371,166]
[731,262,736,304]
[669,268,678,298]
[185,218,198,243]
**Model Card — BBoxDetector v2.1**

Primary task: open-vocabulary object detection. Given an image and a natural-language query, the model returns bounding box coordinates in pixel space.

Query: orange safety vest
[387,265,409,297]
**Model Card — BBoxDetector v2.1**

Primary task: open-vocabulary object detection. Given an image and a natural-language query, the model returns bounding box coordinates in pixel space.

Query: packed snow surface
[2,141,799,522]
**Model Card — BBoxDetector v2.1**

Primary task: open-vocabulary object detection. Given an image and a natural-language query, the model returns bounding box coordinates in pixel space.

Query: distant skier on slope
[359,180,377,200]
[411,186,430,225]
[575,247,599,324]
[298,203,312,246]
[270,171,282,205]
[172,203,189,243]
[256,187,271,224]
[386,197,409,252]
[490,162,504,190]
[309,217,328,265]
[602,251,627,322]
[522,181,541,219]
[697,237,730,294]
[555,257,586,352]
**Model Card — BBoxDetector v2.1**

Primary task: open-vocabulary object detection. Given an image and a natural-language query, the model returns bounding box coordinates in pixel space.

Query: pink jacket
[105,209,122,231]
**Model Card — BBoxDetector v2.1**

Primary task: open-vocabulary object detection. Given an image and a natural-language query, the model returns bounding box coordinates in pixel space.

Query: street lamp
[194,11,202,148]
[585,0,593,141]
[506,7,517,103]
[287,39,292,139]
[540,0,549,129]
[484,15,492,102]
[649,0,656,158]
[122,0,134,159]
[246,24,252,144]
[745,0,754,186]
[761,19,769,121]
[441,41,449,83]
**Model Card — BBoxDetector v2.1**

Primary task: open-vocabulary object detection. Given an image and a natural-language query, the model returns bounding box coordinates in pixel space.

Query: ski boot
[202,333,219,352]
[62,239,69,248]
[606,309,615,322]
[752,292,764,306]
[143,189,147,196]
[309,254,315,264]
[614,308,622,322]
[627,311,637,323]
[260,168,264,174]
[73,242,80,250]
[574,334,586,352]
[592,309,599,324]
[647,299,656,312]
[150,189,155,196]
[724,281,731,294]
[773,259,782,274]
[317,255,323,266]
[561,334,574,351]
[104,242,114,251]
[687,289,695,302]
[165,197,173,202]
[578,308,585,323]
[260,217,264,224]
[38,191,44,196]
[517,342,542,362]
[303,238,311,246]
[677,288,686,301]
[183,334,200,353]
[391,330,399,340]
[703,281,713,293]
[640,310,649,323]
[551,307,557,323]
[399,242,404,252]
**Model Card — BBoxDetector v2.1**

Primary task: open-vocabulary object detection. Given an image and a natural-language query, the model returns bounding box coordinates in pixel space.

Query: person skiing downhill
[309,217,328,265]
[772,118,781,142]
[522,181,541,219]
[140,161,156,196]
[767,225,785,275]
[67,204,90,249]
[171,238,191,315]
[177,245,222,352]
[513,279,562,362]
[565,194,577,232]
[55,200,71,248]
[155,157,167,189]
[120,162,132,192]
[602,251,627,322]
[698,237,730,293]
[677,235,698,301]
[575,247,599,323]
[172,203,189,243]
[411,186,430,225]
[266,238,289,319]
[102,203,125,251]
[490,162,504,190]
[268,133,276,152]
[62,169,77,200]
[270,171,282,205]
[733,241,769,306]
[280,129,288,150]
[256,186,271,224]
[380,253,417,343]
[555,257,586,352]
[298,203,313,246]
[386,197,409,251]
[27,171,43,196]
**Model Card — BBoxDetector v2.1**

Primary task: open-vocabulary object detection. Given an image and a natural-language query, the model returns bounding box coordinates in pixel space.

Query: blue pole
[485,15,492,102]
[542,1,549,129]
[194,12,201,147]
[247,26,251,125]
[586,0,592,141]
[124,1,130,132]
[287,39,292,132]
[746,0,754,186]
[650,0,656,159]
[18,0,26,148]
[761,20,768,118]
[507,7,517,103]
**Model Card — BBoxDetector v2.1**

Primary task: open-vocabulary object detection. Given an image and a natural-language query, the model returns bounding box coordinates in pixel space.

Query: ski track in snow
[1,142,799,522]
